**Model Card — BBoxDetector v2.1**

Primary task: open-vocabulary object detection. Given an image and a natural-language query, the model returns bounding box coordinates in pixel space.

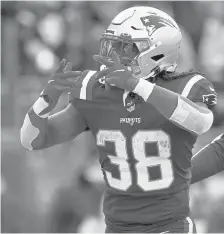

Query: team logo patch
[202,93,217,106]
[140,14,177,36]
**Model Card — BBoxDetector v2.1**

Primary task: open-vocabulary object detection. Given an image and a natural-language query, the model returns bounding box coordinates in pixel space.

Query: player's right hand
[40,59,82,112]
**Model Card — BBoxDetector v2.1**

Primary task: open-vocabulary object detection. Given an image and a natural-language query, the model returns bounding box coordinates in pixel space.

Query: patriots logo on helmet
[202,93,217,106]
[140,14,177,36]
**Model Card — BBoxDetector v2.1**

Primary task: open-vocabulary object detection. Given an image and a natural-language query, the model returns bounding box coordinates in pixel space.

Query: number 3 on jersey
[97,130,174,191]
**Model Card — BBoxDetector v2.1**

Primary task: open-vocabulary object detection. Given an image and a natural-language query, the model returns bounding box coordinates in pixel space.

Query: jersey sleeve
[68,70,97,103]
[191,133,224,184]
[180,74,217,109]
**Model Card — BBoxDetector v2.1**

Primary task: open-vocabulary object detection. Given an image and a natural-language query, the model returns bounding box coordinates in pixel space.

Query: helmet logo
[140,14,177,36]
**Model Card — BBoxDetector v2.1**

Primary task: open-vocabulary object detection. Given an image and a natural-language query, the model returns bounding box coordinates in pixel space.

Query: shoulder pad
[161,72,217,108]
[180,74,217,108]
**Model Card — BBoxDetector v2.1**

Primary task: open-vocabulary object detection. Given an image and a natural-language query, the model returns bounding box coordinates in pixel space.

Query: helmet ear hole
[151,54,164,61]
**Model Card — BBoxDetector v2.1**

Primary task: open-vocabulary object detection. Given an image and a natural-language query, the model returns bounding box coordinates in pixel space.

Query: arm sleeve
[191,134,224,184]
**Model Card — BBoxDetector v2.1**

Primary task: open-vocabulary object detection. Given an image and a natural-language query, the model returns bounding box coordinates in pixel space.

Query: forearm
[133,79,213,135]
[191,144,224,184]
[135,82,178,118]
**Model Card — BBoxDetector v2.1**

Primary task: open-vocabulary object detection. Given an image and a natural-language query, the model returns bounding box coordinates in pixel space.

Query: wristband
[133,79,155,101]
[33,97,50,118]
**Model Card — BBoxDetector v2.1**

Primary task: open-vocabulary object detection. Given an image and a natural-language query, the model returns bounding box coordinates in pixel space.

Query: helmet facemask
[99,33,140,66]
[99,33,179,81]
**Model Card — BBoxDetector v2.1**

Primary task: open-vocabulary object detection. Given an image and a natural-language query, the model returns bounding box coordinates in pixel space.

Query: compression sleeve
[191,134,224,184]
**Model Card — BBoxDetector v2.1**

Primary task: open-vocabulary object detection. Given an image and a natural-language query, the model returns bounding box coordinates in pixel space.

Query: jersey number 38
[97,130,174,191]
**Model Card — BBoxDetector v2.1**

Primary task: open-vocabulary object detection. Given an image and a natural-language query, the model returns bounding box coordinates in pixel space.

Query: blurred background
[1,1,224,233]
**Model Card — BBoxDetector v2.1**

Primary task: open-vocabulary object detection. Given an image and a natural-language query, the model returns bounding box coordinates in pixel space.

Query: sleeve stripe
[181,75,204,97]
[80,70,97,100]
[212,134,224,143]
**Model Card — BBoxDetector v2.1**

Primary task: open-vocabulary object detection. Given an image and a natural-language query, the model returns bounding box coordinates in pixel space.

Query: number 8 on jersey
[97,130,174,191]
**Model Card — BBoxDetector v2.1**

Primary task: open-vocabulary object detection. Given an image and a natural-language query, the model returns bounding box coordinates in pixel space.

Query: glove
[39,59,82,115]
[93,51,139,92]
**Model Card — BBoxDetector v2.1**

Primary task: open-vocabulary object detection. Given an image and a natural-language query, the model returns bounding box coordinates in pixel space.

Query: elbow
[20,113,48,151]
[197,110,214,135]
[20,117,41,150]
[169,96,214,136]
[20,131,43,151]
[184,110,214,136]
[20,129,34,150]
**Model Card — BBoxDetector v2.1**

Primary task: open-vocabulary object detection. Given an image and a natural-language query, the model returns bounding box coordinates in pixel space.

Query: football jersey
[211,133,224,144]
[70,71,217,232]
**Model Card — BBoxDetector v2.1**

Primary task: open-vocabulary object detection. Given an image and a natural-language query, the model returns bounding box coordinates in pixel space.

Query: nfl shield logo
[126,101,135,112]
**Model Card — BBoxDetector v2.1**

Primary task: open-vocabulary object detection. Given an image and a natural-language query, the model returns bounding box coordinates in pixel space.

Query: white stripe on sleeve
[181,75,204,98]
[80,71,97,100]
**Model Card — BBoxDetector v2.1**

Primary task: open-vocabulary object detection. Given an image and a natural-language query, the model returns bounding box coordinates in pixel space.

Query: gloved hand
[93,51,139,92]
[39,59,82,115]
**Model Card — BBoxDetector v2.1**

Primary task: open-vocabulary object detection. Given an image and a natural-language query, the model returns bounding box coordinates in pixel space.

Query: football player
[20,6,217,233]
[191,133,224,184]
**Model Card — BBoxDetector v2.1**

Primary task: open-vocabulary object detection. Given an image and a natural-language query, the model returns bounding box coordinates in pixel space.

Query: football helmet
[99,6,182,79]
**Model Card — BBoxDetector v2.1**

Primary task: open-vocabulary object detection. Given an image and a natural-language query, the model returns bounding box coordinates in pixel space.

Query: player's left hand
[93,51,139,91]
